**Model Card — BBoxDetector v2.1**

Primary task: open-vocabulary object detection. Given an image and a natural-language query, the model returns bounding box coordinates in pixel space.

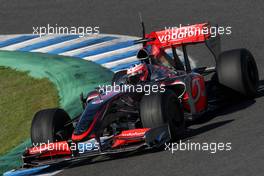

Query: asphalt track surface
[1,0,264,175]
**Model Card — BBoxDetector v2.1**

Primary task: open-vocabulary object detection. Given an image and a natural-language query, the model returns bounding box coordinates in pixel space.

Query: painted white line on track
[83,45,141,61]
[32,35,101,53]
[0,35,58,51]
[0,35,25,42]
[60,38,132,57]
[103,56,138,68]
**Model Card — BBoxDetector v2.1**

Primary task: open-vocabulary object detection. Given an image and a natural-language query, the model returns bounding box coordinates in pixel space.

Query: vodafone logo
[119,131,145,137]
[117,129,150,137]
[158,33,182,43]
[155,24,211,44]
[157,27,199,44]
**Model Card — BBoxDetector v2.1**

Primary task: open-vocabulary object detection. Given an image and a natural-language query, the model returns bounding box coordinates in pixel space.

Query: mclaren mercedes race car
[5,22,259,175]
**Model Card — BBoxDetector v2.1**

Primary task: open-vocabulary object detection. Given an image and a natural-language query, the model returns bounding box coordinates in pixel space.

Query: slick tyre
[140,90,185,141]
[217,48,259,98]
[31,108,73,145]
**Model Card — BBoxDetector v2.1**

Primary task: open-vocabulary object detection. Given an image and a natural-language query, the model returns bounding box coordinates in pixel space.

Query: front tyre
[31,108,73,145]
[140,90,185,141]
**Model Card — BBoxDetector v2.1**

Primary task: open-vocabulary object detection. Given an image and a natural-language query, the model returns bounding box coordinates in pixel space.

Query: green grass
[0,51,113,174]
[0,66,59,155]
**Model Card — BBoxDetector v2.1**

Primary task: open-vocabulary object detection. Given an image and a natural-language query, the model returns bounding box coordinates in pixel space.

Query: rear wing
[135,22,221,63]
[145,23,211,48]
[134,22,221,73]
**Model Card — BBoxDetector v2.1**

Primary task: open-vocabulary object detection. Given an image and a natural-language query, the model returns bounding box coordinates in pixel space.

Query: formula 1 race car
[5,22,259,175]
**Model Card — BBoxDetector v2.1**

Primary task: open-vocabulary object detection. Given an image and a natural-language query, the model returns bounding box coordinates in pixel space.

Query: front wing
[4,125,170,176]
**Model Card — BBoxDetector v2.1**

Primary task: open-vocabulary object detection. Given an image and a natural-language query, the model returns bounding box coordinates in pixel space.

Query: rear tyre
[140,90,185,141]
[31,108,73,145]
[216,48,259,98]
